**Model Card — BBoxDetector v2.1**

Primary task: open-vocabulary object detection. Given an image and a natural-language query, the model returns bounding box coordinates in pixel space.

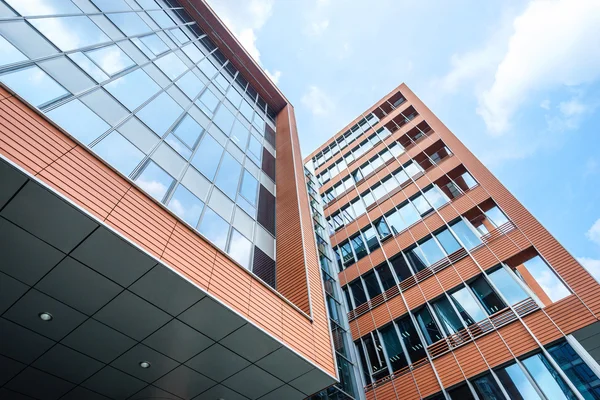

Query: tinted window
[168,184,204,227]
[191,134,223,180]
[488,268,528,305]
[470,276,506,314]
[451,220,481,250]
[380,324,407,372]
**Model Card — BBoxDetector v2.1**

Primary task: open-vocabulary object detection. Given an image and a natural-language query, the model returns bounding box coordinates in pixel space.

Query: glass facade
[0,0,277,282]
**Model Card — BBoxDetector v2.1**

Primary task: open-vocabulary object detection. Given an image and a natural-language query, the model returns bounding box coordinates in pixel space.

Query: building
[0,0,345,399]
[303,83,600,399]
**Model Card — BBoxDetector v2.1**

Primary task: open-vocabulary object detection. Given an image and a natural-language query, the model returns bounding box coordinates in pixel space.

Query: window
[154,52,187,80]
[380,324,408,372]
[470,276,506,314]
[412,194,432,216]
[522,353,576,400]
[139,33,169,56]
[450,219,481,250]
[386,210,406,235]
[496,363,542,400]
[362,227,379,252]
[517,256,570,303]
[191,134,224,180]
[397,316,426,363]
[135,161,174,202]
[247,135,262,165]
[214,152,242,199]
[390,254,412,282]
[419,237,446,266]
[340,242,354,267]
[171,114,203,149]
[547,341,600,399]
[213,104,236,135]
[46,99,109,145]
[424,186,448,209]
[7,0,82,15]
[30,16,110,52]
[363,334,388,380]
[351,234,367,260]
[406,247,428,272]
[197,89,220,116]
[104,69,160,111]
[432,296,464,336]
[176,71,204,100]
[137,92,183,135]
[472,373,505,400]
[375,218,391,239]
[0,35,27,66]
[239,170,259,206]
[376,263,396,290]
[449,286,487,325]
[86,44,135,76]
[486,206,510,228]
[93,131,144,176]
[398,201,420,228]
[68,52,108,83]
[415,307,443,345]
[107,12,152,36]
[435,228,461,255]
[168,184,204,227]
[363,271,381,299]
[349,280,367,308]
[1,66,68,108]
[231,120,250,149]
[198,208,229,250]
[487,267,528,305]
[448,384,475,400]
[227,229,252,269]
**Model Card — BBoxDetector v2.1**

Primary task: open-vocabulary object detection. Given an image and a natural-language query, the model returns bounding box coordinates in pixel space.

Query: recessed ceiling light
[38,312,53,321]
[139,361,151,369]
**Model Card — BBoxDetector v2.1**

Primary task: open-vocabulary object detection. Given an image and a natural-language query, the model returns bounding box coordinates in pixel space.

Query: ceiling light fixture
[38,312,53,321]
[139,361,151,369]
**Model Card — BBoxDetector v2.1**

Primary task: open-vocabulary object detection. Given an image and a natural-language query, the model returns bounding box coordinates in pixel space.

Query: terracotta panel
[249,280,283,339]
[522,310,562,345]
[437,267,462,291]
[404,286,426,311]
[386,294,408,319]
[412,362,441,398]
[208,253,251,317]
[433,352,464,388]
[419,277,444,301]
[356,312,376,337]
[372,303,392,327]
[472,246,499,271]
[392,371,419,400]
[497,321,538,358]
[475,331,512,368]
[545,295,596,335]
[453,257,480,282]
[374,379,397,400]
[453,343,487,378]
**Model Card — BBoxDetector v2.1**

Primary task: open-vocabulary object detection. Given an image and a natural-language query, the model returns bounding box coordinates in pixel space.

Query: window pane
[448,384,475,400]
[135,161,174,201]
[375,218,391,239]
[214,152,242,199]
[450,286,487,325]
[191,134,224,180]
[547,341,600,400]
[397,316,426,363]
[376,263,396,291]
[522,353,576,400]
[1,66,68,107]
[0,35,27,66]
[30,16,110,52]
[351,235,367,260]
[451,220,481,250]
[176,70,204,100]
[68,52,109,82]
[6,0,82,15]
[227,229,252,269]
[154,52,187,80]
[419,237,445,265]
[488,268,528,305]
[406,247,428,272]
[386,210,407,235]
[363,271,381,299]
[247,135,262,164]
[239,170,258,206]
[470,276,506,314]
[520,256,570,303]
[399,201,420,227]
[107,12,151,36]
[172,114,203,149]
[165,134,191,159]
[86,44,135,76]
[349,280,367,308]
[93,131,144,176]
[380,324,408,372]
[412,194,432,215]
[46,99,109,145]
[435,228,461,255]
[472,373,506,400]
[424,186,448,209]
[462,171,478,188]
[364,335,388,380]
[433,296,464,336]
[167,184,204,227]
[340,242,354,267]
[104,69,160,111]
[497,363,542,400]
[231,120,250,149]
[198,208,229,250]
[213,105,236,135]
[415,307,443,345]
[137,92,183,135]
[363,227,379,252]
[197,89,219,116]
[486,206,509,228]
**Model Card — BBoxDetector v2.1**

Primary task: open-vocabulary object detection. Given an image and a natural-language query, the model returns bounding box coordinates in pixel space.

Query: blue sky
[207,0,600,277]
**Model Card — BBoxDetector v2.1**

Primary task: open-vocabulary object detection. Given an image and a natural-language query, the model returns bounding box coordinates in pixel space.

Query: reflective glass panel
[197,89,219,116]
[139,33,169,56]
[486,206,509,228]
[168,184,204,227]
[424,186,448,209]
[380,324,407,372]
[176,70,204,100]
[520,256,570,303]
[191,134,223,180]
[415,307,443,345]
[93,131,144,176]
[104,68,160,111]
[154,52,187,80]
[239,170,258,206]
[247,135,262,165]
[107,12,152,36]
[398,201,420,227]
[198,208,229,250]
[227,229,252,269]
[30,16,110,52]
[433,296,464,336]
[435,228,461,255]
[522,353,576,400]
[363,227,379,252]
[214,152,242,199]
[135,161,174,201]
[451,220,481,250]
[472,373,506,400]
[6,0,82,15]
[172,114,203,149]
[470,276,506,314]
[497,363,542,400]
[450,286,486,325]
[375,218,391,238]
[213,105,235,135]
[386,210,407,235]
[488,267,528,305]
[137,92,183,135]
[1,66,68,107]
[68,52,109,82]
[419,237,445,265]
[230,120,250,149]
[547,341,600,400]
[46,99,109,145]
[412,194,432,215]
[0,35,27,66]
[376,263,396,291]
[86,44,135,76]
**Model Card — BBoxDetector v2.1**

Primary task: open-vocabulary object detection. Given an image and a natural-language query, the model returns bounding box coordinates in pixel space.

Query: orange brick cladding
[304,83,600,399]
[0,88,336,378]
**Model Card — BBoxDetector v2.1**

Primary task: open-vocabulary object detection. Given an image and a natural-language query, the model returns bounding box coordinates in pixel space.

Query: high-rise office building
[0,0,345,399]
[1,1,599,400]
[304,83,600,400]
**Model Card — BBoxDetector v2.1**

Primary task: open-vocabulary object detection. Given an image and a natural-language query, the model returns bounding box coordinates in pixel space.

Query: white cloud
[265,69,282,84]
[305,19,330,36]
[540,99,550,110]
[578,257,600,282]
[301,85,334,116]
[586,218,600,246]
[559,97,589,117]
[545,96,593,132]
[476,0,600,135]
[206,0,280,82]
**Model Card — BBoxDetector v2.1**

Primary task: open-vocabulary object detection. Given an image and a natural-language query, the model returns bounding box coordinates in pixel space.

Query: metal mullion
[375,329,394,376]
[391,319,412,367]
[514,359,549,400]
[0,7,187,21]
